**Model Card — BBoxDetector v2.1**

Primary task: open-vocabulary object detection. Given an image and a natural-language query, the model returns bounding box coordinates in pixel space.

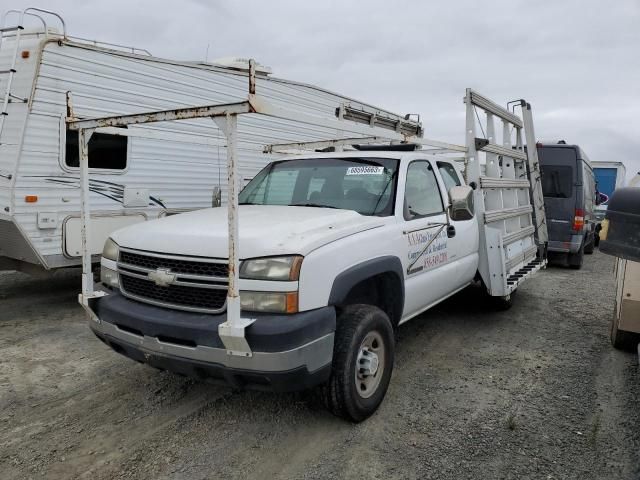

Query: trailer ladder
[0,8,66,147]
[464,89,548,297]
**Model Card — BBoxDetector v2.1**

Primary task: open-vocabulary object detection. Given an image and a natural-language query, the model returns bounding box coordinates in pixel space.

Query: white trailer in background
[0,8,422,273]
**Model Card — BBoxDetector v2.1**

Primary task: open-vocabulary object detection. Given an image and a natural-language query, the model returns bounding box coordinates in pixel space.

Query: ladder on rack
[464,88,548,297]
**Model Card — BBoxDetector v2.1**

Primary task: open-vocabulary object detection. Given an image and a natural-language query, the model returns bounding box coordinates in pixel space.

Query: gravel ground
[1,250,639,479]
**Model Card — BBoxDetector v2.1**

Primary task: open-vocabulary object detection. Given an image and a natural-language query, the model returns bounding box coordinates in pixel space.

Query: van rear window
[542,165,573,198]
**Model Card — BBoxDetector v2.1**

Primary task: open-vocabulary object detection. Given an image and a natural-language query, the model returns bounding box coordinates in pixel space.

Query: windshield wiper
[289,203,341,209]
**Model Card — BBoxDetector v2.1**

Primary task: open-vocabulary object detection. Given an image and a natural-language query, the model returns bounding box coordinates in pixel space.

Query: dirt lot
[1,250,639,479]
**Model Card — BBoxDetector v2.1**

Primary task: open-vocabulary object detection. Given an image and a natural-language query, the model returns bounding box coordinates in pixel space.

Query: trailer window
[65,129,128,170]
[437,162,461,191]
[404,161,444,220]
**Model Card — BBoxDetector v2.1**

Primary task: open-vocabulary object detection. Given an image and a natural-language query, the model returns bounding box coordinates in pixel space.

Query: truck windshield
[239,157,399,216]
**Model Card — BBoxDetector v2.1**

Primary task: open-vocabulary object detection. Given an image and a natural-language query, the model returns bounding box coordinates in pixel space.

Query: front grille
[117,249,228,313]
[119,251,228,278]
[121,275,227,312]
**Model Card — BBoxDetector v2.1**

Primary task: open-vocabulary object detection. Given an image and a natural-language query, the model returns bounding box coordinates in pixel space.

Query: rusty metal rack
[66,59,465,356]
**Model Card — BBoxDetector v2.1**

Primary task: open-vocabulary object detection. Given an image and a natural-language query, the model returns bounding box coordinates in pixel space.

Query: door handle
[447,225,456,238]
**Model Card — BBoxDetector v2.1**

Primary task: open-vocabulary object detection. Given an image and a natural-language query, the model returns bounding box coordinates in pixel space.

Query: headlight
[240,255,302,281]
[102,238,120,261]
[240,291,298,313]
[100,266,119,288]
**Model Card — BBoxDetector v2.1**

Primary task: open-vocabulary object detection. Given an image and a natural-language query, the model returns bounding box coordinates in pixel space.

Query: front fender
[328,256,404,321]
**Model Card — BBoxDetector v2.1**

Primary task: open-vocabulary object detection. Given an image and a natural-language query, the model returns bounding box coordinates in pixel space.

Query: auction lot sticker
[346,166,384,175]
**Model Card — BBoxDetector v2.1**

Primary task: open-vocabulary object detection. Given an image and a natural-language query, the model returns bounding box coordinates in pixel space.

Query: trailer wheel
[322,305,395,422]
[610,313,640,352]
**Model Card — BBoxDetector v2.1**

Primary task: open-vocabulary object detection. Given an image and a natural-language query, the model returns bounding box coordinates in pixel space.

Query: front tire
[323,305,395,422]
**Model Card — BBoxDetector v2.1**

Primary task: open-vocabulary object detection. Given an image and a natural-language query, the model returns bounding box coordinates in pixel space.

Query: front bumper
[88,292,336,392]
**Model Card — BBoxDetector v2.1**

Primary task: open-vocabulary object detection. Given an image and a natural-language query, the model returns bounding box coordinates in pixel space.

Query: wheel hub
[357,349,379,376]
[354,331,385,399]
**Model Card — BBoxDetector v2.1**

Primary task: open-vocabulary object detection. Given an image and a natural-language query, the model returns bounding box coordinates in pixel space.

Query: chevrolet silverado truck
[84,90,549,421]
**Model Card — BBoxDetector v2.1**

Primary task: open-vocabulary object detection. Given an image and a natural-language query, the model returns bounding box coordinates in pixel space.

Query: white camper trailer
[0,8,422,273]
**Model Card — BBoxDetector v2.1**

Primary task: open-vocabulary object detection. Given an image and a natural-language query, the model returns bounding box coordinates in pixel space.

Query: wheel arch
[328,256,404,326]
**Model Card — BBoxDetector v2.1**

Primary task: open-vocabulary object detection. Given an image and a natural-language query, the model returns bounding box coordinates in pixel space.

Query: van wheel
[322,305,395,422]
[568,242,584,269]
[584,235,595,255]
[611,313,640,352]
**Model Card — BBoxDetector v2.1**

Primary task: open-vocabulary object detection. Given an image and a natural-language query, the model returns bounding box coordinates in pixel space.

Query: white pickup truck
[86,90,548,421]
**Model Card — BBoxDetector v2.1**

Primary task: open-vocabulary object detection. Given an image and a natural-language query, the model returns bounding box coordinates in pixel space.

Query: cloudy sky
[10,0,640,182]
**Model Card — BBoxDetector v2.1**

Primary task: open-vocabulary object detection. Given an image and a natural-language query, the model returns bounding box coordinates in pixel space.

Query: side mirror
[448,185,474,221]
[595,192,608,206]
[212,186,222,207]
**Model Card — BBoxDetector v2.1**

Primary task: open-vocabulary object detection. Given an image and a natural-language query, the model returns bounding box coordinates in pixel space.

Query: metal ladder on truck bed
[464,88,548,298]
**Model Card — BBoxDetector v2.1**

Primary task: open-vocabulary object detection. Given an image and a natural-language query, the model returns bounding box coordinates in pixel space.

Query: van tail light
[572,208,584,232]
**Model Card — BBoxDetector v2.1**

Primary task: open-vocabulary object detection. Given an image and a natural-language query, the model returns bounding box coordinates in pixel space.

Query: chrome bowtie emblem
[148,267,176,287]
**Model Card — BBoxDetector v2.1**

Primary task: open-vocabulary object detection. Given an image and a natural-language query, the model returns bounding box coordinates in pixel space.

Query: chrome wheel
[355,330,385,399]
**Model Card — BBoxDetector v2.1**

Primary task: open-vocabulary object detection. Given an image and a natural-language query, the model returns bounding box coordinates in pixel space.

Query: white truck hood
[111,205,385,259]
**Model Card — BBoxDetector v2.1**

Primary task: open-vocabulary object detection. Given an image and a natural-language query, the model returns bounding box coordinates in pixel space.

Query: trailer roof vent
[212,57,272,75]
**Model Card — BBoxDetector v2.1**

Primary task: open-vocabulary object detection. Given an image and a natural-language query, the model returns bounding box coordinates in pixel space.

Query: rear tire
[322,305,395,422]
[568,241,585,269]
[479,278,516,310]
[611,313,640,352]
[584,234,595,254]
[491,290,516,311]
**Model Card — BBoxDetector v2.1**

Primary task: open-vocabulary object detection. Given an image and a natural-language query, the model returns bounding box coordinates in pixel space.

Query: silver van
[537,142,598,269]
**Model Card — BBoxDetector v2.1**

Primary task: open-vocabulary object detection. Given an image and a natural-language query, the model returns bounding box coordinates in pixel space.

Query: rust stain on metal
[248,59,256,95]
[68,101,252,130]
[65,91,75,120]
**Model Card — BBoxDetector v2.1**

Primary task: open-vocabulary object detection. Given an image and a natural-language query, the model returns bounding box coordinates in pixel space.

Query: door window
[437,162,462,191]
[404,161,444,220]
